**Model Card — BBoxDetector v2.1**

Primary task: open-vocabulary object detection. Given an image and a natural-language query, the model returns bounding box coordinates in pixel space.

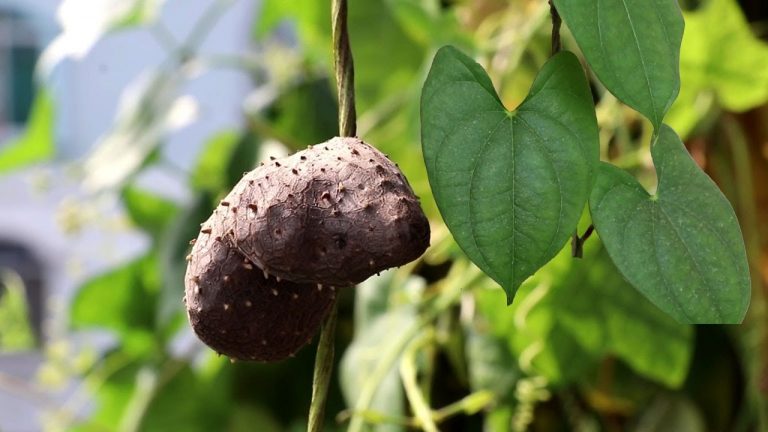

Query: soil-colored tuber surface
[185,217,337,361]
[221,136,430,286]
[184,136,429,361]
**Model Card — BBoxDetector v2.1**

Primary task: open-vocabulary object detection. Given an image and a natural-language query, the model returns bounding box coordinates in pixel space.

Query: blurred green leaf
[421,47,598,302]
[385,0,441,45]
[667,0,768,137]
[221,132,261,187]
[157,193,214,328]
[73,358,225,432]
[484,406,515,432]
[256,2,330,64]
[385,0,468,49]
[590,125,750,324]
[72,364,140,432]
[191,131,240,192]
[0,89,55,174]
[553,0,683,129]
[679,0,768,111]
[504,239,693,387]
[113,0,167,29]
[464,321,519,397]
[348,0,425,111]
[353,270,422,329]
[257,0,425,112]
[634,395,706,432]
[265,77,338,149]
[71,253,160,336]
[341,271,423,432]
[138,363,231,432]
[0,270,36,350]
[191,130,260,194]
[121,186,179,240]
[229,403,283,432]
[479,282,597,384]
[341,309,412,432]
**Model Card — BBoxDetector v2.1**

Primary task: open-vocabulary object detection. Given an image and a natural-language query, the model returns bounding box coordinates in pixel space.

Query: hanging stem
[308,1,358,430]
[571,224,594,258]
[308,301,339,432]
[332,0,357,137]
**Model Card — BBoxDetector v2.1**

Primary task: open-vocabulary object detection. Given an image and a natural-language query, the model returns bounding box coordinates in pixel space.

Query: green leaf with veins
[590,125,750,324]
[421,46,598,302]
[553,0,683,129]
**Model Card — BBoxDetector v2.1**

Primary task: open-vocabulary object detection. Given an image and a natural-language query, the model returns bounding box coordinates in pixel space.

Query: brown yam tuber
[184,136,429,361]
[185,217,337,361]
[222,136,429,286]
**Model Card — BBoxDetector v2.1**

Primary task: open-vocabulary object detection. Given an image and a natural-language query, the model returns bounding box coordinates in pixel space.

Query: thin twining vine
[307,0,357,431]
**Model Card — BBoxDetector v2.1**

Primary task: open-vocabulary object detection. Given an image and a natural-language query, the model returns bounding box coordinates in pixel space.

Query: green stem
[183,0,234,54]
[119,368,159,432]
[400,330,439,432]
[332,0,357,137]
[338,390,494,428]
[432,391,495,422]
[348,262,484,432]
[308,301,339,432]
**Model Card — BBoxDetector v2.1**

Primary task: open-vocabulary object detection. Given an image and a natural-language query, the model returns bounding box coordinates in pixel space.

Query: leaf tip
[503,286,517,306]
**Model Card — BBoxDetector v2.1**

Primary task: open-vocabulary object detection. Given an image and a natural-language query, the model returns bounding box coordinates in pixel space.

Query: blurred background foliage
[0,0,767,431]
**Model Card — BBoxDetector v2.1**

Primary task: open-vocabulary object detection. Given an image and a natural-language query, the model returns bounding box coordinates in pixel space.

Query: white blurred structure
[0,1,257,430]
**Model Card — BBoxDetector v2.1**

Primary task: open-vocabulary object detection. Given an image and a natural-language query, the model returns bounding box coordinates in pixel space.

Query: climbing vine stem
[308,301,339,432]
[332,0,357,137]
[308,0,357,430]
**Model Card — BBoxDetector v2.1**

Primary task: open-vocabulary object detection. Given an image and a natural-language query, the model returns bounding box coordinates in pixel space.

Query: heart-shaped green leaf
[552,0,683,129]
[421,46,598,302]
[590,125,750,323]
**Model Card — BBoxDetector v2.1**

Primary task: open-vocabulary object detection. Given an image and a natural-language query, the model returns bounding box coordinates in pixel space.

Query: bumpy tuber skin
[185,136,429,361]
[220,136,430,287]
[185,217,337,362]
